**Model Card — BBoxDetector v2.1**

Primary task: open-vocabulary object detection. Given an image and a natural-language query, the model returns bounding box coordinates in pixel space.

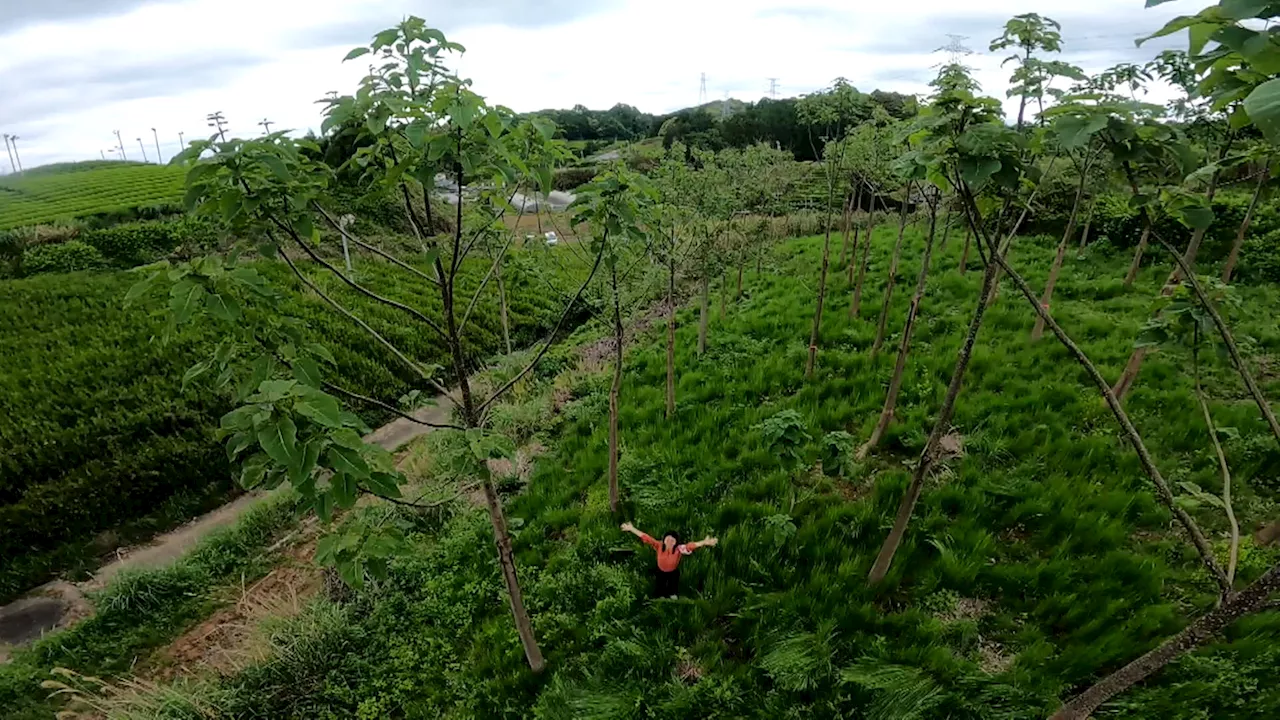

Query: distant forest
[528,89,918,162]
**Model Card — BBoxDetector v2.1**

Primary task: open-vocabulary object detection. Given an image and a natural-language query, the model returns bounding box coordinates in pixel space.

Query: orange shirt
[640,533,700,572]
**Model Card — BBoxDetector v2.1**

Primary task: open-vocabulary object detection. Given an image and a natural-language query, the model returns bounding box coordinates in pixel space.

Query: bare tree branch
[323,379,463,430]
[476,231,609,416]
[459,229,518,333]
[315,203,440,286]
[275,236,444,393]
[278,219,451,343]
[361,481,481,508]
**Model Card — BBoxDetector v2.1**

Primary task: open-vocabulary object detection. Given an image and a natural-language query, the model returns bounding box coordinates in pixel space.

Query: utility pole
[137,137,149,163]
[2,134,15,174]
[698,72,708,105]
[114,130,127,160]
[206,111,228,142]
[100,150,106,160]
[258,118,274,135]
[768,78,779,99]
[178,131,185,149]
[152,127,163,163]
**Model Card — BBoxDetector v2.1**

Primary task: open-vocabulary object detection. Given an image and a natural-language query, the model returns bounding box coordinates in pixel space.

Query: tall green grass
[22,227,1280,719]
[0,495,300,720]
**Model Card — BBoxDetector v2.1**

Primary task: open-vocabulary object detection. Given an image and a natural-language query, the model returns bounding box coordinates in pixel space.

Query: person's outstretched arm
[621,522,660,549]
[683,536,719,552]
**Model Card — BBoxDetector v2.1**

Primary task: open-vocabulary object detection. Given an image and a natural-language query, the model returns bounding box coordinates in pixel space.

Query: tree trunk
[1222,166,1267,283]
[838,191,854,267]
[698,270,709,356]
[1049,560,1280,720]
[868,257,1000,583]
[720,272,727,321]
[806,209,836,378]
[608,262,623,514]
[496,253,512,354]
[1032,167,1090,341]
[848,219,862,284]
[852,214,876,317]
[666,240,677,419]
[1077,199,1096,250]
[736,261,744,300]
[939,211,953,251]
[991,244,1231,594]
[1194,336,1239,585]
[1124,225,1152,287]
[873,186,912,355]
[1152,233,1280,450]
[1114,172,1223,400]
[959,226,972,275]
[480,474,546,672]
[860,202,940,459]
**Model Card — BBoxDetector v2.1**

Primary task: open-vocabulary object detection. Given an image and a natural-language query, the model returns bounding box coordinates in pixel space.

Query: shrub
[553,166,597,191]
[82,218,221,266]
[1235,229,1280,284]
[21,240,106,275]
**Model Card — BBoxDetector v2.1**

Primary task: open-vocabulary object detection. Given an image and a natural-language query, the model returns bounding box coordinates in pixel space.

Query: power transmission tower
[722,91,731,118]
[9,136,22,174]
[2,134,15,174]
[698,73,708,105]
[259,118,274,135]
[206,111,228,142]
[767,78,780,99]
[114,130,127,160]
[936,34,974,66]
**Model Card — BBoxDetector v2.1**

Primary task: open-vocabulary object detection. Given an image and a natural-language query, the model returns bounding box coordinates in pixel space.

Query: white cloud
[0,0,1205,171]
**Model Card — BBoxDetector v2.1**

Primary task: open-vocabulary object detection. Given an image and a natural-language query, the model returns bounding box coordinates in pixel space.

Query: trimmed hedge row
[0,246,581,601]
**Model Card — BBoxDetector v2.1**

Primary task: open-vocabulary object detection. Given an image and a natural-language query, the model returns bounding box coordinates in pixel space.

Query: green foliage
[0,496,297,720]
[754,409,812,468]
[20,240,106,275]
[1236,227,1280,282]
[0,244,577,602]
[0,163,185,230]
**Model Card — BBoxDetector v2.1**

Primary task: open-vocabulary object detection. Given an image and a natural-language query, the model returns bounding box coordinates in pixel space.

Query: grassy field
[12,225,1276,719]
[0,242,589,603]
[0,162,184,230]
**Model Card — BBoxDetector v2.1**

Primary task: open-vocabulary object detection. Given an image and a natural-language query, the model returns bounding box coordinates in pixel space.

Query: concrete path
[0,393,454,662]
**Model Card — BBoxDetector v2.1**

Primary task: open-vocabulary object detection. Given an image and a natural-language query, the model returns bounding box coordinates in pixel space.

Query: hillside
[0,244,585,603]
[0,162,184,230]
[4,227,1277,719]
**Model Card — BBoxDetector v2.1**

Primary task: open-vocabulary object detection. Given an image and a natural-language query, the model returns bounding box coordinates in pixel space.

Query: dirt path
[0,393,454,662]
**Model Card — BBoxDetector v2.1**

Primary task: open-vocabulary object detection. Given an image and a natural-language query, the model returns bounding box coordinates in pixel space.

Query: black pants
[655,568,680,598]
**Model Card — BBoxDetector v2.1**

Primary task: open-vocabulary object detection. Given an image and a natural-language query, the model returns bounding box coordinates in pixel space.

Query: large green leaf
[123,269,162,306]
[327,446,370,479]
[257,414,301,468]
[261,155,292,182]
[294,393,343,428]
[343,46,370,61]
[205,292,241,322]
[292,356,323,388]
[1244,78,1280,144]
[289,437,323,485]
[365,471,403,499]
[331,473,359,509]
[1220,0,1274,20]
[169,279,206,324]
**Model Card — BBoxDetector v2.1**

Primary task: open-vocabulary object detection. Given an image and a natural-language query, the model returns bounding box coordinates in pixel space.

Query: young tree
[798,79,866,377]
[871,179,913,355]
[989,13,1078,130]
[867,63,1027,583]
[842,116,896,319]
[858,176,944,458]
[572,168,655,515]
[139,20,606,672]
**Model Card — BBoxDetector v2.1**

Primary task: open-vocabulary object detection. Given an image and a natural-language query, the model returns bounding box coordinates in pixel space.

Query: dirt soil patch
[147,535,323,681]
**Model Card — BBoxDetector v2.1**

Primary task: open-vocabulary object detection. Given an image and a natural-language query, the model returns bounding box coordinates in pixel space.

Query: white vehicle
[544,231,559,246]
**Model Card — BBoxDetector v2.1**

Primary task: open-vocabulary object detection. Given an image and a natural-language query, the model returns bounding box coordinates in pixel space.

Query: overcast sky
[0,0,1199,172]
